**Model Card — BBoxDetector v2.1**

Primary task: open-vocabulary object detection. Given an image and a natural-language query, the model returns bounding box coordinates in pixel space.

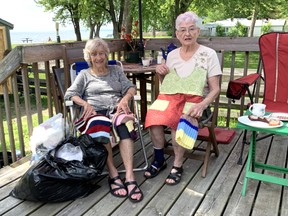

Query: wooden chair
[50,66,65,114]
[164,51,236,178]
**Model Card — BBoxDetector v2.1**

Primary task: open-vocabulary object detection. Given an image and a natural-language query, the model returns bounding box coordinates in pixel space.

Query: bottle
[157,51,163,64]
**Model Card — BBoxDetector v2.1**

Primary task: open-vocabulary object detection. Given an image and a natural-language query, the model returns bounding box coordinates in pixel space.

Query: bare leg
[119,138,142,201]
[105,142,127,197]
[149,125,166,148]
[165,129,185,184]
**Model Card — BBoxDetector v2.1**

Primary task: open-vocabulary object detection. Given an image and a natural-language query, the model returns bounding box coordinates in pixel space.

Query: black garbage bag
[78,134,108,172]
[10,134,108,202]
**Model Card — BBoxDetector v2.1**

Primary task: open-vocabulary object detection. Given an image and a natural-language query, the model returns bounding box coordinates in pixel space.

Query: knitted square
[175,114,198,149]
[111,112,137,143]
[74,114,111,144]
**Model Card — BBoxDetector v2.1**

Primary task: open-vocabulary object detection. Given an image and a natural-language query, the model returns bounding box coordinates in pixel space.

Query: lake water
[11,29,113,44]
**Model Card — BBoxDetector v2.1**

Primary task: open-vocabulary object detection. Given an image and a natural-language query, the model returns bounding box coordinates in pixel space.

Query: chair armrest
[133,95,141,101]
[65,100,74,107]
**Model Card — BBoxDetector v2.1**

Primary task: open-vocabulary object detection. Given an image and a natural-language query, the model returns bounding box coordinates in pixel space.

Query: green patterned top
[160,67,207,96]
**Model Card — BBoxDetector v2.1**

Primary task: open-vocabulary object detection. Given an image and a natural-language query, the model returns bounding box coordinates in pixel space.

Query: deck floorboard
[0,129,287,216]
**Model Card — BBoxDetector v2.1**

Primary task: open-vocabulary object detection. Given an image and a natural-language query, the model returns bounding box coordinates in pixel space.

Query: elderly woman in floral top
[144,11,222,185]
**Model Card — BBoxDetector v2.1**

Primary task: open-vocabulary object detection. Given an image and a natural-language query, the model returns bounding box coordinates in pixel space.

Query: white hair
[83,38,109,66]
[175,11,199,30]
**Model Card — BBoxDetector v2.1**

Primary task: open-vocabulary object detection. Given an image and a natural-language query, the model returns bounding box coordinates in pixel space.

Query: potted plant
[121,21,141,63]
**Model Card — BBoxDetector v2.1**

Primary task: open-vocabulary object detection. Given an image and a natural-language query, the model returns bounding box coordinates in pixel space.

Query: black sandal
[165,166,183,185]
[144,160,167,179]
[108,176,127,198]
[125,181,144,203]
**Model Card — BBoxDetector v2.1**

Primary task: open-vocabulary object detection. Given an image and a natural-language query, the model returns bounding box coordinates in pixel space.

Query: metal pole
[55,22,61,43]
[138,0,144,57]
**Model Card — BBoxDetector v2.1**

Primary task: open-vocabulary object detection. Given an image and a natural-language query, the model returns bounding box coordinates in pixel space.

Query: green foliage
[216,25,225,36]
[227,22,247,37]
[261,22,271,34]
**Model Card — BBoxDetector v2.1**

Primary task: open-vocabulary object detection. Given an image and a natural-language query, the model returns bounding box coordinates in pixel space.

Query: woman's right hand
[82,102,96,120]
[156,63,169,76]
[156,63,169,83]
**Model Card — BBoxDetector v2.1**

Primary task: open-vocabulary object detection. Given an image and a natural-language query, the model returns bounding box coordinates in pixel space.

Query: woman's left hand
[116,98,131,114]
[187,103,206,119]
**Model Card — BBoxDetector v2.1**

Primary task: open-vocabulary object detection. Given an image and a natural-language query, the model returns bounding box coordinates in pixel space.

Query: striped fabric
[75,114,111,144]
[175,114,198,150]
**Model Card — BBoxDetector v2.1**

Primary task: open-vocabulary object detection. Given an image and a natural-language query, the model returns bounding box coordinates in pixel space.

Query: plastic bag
[30,113,67,163]
[55,143,83,161]
[10,134,108,202]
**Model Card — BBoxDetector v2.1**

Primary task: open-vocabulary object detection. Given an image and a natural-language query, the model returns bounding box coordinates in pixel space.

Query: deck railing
[0,37,262,167]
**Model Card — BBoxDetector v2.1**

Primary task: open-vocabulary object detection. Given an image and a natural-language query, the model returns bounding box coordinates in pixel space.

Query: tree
[81,0,110,39]
[35,0,83,41]
[200,0,283,37]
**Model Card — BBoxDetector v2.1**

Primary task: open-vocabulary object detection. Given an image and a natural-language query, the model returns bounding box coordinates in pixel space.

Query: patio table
[237,111,288,196]
[122,62,158,122]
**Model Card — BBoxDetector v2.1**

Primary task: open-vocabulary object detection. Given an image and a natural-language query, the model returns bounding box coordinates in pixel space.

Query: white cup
[142,59,150,67]
[249,103,266,117]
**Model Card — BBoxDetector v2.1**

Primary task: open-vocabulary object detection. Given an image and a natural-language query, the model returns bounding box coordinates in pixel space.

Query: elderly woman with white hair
[64,38,143,202]
[144,11,222,185]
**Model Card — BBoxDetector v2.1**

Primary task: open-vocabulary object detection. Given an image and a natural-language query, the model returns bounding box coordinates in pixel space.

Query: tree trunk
[72,18,82,41]
[249,7,258,37]
[108,0,117,38]
[95,25,101,37]
[123,0,132,33]
[172,0,180,37]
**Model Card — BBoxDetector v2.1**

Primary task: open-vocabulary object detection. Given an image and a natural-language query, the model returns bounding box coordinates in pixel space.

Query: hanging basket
[125,51,141,63]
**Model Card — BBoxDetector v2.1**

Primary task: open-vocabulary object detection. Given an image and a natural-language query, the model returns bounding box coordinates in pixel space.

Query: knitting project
[111,112,137,143]
[175,114,198,149]
[74,114,111,144]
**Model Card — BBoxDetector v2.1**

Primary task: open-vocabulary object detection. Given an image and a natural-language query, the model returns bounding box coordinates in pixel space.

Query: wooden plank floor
[0,129,287,216]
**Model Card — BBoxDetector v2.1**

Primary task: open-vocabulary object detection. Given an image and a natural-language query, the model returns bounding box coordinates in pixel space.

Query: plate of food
[269,112,288,121]
[238,115,283,128]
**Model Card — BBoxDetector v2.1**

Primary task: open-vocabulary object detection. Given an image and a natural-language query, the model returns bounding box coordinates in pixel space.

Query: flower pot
[125,51,141,63]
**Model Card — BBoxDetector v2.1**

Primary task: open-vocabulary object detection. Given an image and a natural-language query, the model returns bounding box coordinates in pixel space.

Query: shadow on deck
[0,129,287,216]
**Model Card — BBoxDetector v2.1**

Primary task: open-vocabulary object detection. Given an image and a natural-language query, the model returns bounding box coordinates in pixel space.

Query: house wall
[205,19,286,37]
[0,25,12,94]
[0,26,7,59]
[253,27,262,36]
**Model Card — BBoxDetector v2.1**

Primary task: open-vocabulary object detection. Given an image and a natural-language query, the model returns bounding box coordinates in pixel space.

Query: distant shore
[10,29,113,44]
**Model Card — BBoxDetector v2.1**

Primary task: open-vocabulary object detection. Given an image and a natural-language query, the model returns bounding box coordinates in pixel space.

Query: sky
[0,0,74,32]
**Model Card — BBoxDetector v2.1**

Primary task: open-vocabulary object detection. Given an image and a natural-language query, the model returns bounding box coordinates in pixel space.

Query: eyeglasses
[177,27,198,34]
[90,52,106,57]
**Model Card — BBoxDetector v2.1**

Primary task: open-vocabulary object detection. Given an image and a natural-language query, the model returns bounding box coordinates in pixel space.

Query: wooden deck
[0,129,287,216]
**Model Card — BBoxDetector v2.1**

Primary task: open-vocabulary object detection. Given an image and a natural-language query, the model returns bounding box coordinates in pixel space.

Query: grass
[224,51,259,69]
[218,116,238,128]
[1,94,50,153]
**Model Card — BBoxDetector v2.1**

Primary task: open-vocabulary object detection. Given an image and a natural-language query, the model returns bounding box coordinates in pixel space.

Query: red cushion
[198,127,236,144]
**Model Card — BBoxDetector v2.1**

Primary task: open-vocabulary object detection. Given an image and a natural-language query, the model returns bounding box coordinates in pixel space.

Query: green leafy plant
[216,25,225,36]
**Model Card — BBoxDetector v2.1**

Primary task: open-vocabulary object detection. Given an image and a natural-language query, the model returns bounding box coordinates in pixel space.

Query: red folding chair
[227,32,288,164]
